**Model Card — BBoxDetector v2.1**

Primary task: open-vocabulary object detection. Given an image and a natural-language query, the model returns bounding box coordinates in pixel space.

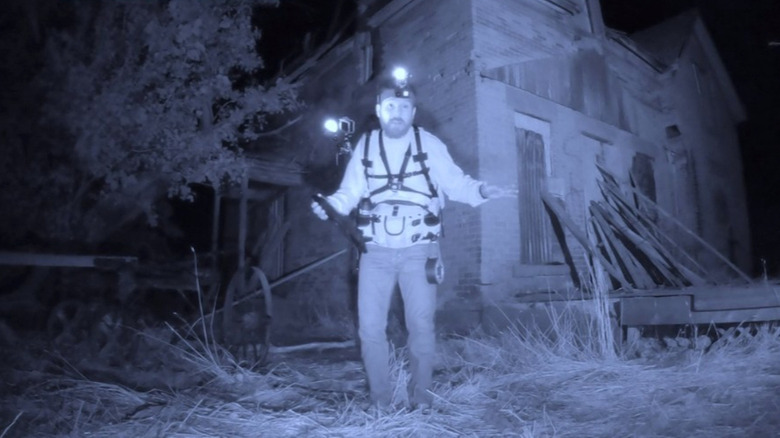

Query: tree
[2,0,299,248]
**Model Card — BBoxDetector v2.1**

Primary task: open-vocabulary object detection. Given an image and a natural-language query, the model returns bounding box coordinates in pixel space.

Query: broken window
[630,152,657,222]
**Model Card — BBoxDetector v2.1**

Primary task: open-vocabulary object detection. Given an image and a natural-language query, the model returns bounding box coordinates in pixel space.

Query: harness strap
[367,169,426,179]
[413,126,438,199]
[370,184,433,198]
[362,130,373,181]
[377,131,393,185]
[362,126,438,200]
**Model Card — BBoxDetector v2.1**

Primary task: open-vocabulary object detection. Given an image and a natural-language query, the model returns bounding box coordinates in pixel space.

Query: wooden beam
[590,204,654,289]
[592,202,683,288]
[687,307,780,325]
[621,294,780,326]
[589,212,633,288]
[620,295,694,326]
[541,192,633,291]
[0,252,137,268]
[268,339,356,355]
[688,284,780,312]
[244,157,306,187]
[599,180,708,285]
[367,0,419,27]
[618,180,752,283]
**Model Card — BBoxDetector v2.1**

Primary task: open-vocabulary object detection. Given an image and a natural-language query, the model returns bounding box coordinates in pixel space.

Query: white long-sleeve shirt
[327,126,487,215]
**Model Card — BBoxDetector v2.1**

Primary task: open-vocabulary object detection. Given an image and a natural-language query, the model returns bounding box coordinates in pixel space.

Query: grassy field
[1,299,779,438]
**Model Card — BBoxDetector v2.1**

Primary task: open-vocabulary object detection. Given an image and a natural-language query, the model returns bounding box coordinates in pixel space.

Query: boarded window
[631,153,656,200]
[630,152,657,222]
[517,128,556,264]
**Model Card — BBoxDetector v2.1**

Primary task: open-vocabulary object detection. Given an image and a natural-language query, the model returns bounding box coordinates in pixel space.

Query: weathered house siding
[664,22,750,270]
[472,0,583,68]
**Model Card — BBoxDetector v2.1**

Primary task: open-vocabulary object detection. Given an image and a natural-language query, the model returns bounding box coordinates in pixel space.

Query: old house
[272,0,750,335]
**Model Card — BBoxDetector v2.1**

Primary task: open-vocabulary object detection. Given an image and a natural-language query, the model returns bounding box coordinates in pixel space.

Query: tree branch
[255,114,303,138]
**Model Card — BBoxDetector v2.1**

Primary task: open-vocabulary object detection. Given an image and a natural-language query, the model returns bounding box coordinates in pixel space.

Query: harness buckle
[389,179,401,192]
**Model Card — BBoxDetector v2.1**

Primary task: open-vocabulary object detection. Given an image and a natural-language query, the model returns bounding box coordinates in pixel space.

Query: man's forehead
[378,96,415,107]
[377,86,416,105]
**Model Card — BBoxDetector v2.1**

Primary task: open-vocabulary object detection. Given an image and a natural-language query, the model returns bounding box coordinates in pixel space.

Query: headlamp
[378,66,415,103]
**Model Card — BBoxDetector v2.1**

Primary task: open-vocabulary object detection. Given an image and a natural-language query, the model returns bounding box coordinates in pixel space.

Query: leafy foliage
[3,0,298,246]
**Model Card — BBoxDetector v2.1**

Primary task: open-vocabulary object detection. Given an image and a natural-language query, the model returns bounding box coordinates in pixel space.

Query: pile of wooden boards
[542,165,751,292]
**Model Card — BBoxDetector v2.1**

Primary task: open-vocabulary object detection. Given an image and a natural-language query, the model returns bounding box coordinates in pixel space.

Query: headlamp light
[392,67,409,88]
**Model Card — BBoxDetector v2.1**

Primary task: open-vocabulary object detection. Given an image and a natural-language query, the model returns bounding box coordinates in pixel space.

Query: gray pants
[357,243,437,407]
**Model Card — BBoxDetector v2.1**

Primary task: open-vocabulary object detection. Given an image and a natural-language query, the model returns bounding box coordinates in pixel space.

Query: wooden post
[211,187,221,268]
[238,174,249,295]
[208,186,222,304]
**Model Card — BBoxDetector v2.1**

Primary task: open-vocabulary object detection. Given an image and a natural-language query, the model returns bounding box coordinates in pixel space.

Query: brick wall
[471,0,585,306]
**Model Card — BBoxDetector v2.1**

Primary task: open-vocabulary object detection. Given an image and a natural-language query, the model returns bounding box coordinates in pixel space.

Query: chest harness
[357,126,443,248]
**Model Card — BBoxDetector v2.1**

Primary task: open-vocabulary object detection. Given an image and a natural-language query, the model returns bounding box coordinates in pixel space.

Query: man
[311,71,515,412]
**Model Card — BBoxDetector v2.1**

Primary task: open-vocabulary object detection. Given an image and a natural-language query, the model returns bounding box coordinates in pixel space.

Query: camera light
[324,118,339,134]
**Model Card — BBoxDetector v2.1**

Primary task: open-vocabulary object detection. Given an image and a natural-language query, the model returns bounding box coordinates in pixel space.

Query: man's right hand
[311,195,331,221]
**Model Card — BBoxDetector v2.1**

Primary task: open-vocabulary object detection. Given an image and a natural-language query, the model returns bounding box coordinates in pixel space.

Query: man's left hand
[480,183,518,199]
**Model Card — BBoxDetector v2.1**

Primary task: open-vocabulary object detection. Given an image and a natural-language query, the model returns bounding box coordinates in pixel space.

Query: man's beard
[382,118,411,138]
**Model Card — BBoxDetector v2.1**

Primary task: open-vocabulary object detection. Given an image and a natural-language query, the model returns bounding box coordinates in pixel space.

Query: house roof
[629,9,698,68]
[244,154,306,187]
[629,9,746,122]
[482,9,745,124]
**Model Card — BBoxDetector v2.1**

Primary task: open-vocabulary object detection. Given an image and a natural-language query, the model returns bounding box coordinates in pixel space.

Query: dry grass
[3,305,779,437]
[3,258,780,438]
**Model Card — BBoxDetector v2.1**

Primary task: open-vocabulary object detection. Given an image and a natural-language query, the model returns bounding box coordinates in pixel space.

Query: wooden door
[517,128,555,264]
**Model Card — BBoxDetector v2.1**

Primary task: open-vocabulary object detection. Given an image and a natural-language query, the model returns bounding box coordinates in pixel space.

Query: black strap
[362,131,373,182]
[370,183,433,198]
[376,132,395,185]
[413,126,438,198]
[366,169,426,179]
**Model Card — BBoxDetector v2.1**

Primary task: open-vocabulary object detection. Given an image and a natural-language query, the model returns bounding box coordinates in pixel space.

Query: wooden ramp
[617,284,780,326]
[510,283,780,328]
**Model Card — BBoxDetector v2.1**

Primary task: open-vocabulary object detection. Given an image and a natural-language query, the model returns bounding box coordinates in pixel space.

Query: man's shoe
[411,402,433,415]
[362,401,392,416]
